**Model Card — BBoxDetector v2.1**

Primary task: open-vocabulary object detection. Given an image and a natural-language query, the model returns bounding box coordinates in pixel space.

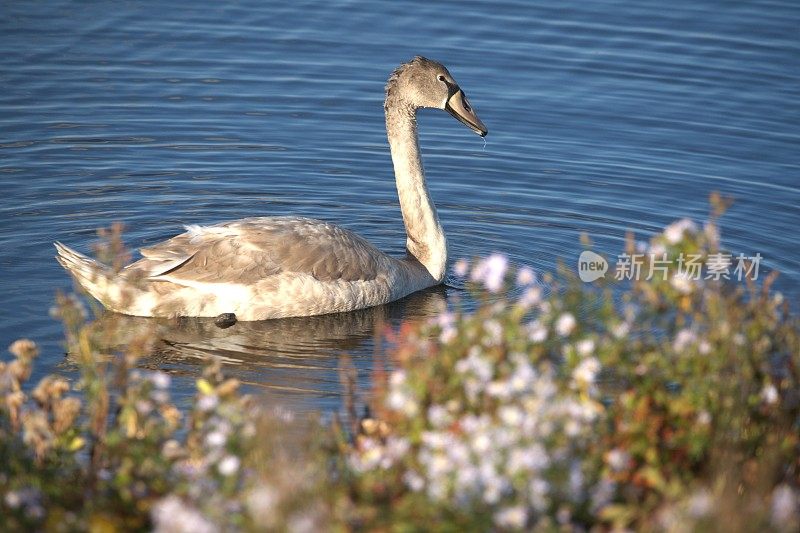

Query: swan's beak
[445,88,487,137]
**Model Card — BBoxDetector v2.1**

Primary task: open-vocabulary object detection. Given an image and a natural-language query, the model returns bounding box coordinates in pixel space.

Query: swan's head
[385,56,488,137]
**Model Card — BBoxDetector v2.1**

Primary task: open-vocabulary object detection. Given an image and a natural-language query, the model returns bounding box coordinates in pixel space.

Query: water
[2,0,799,413]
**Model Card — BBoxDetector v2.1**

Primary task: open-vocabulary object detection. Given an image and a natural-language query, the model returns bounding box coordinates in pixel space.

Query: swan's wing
[130,217,385,285]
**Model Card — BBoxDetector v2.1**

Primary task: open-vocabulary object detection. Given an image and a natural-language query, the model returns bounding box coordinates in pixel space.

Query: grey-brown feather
[128,216,383,284]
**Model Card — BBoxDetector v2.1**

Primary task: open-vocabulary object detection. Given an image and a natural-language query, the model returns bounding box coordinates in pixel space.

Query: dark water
[2,0,799,413]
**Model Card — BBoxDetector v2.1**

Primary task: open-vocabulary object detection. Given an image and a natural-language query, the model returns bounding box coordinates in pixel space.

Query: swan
[55,56,487,320]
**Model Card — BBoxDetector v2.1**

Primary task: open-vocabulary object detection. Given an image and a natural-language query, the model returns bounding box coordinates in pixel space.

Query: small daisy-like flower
[516,266,536,286]
[663,218,697,244]
[217,455,240,476]
[527,320,548,343]
[453,258,469,277]
[761,383,779,405]
[149,371,171,390]
[555,313,576,336]
[471,254,508,292]
[576,339,595,357]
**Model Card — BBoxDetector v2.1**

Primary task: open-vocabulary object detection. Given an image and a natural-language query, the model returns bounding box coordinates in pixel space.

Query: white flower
[673,328,696,352]
[483,319,503,345]
[612,321,630,339]
[471,254,508,292]
[698,340,711,355]
[761,383,779,405]
[471,432,492,454]
[403,470,425,491]
[197,394,218,412]
[576,339,595,357]
[527,320,548,343]
[389,370,406,387]
[494,505,528,529]
[606,448,630,471]
[149,371,171,389]
[217,455,240,476]
[498,405,523,426]
[555,313,576,336]
[205,431,226,448]
[453,258,469,277]
[387,389,419,417]
[246,484,278,526]
[649,242,667,257]
[663,218,697,244]
[572,357,600,385]
[670,271,696,294]
[529,478,550,511]
[516,266,536,286]
[688,490,713,518]
[152,495,216,533]
[518,286,542,308]
[427,405,450,428]
[771,484,798,527]
[486,380,513,399]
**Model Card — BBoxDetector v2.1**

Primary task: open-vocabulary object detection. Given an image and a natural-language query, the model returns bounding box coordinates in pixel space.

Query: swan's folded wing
[132,217,384,285]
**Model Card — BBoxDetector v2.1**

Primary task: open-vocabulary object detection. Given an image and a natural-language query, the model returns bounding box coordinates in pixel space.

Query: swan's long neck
[385,102,447,282]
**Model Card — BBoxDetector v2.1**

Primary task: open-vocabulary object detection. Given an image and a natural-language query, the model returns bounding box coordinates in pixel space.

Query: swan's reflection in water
[107,286,449,413]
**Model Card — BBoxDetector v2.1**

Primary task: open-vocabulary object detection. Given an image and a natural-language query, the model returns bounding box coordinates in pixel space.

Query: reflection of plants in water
[2,197,799,531]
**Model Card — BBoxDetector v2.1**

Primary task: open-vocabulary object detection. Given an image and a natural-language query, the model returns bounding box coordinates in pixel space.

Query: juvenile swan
[55,56,487,320]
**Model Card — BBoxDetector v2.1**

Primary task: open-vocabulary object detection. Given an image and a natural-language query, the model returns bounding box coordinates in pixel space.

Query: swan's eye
[437,74,446,82]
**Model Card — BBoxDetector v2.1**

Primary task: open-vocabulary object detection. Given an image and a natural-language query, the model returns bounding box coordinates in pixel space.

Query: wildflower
[612,321,630,339]
[572,358,600,385]
[663,218,697,244]
[149,371,171,389]
[771,485,798,528]
[217,455,240,476]
[518,286,542,308]
[529,478,550,511]
[403,470,425,491]
[761,383,779,405]
[576,339,595,357]
[135,400,153,415]
[527,320,548,343]
[494,505,528,529]
[205,431,227,448]
[606,448,630,471]
[555,313,576,336]
[698,339,711,355]
[151,390,169,404]
[453,258,469,277]
[670,271,696,294]
[9,339,38,359]
[427,405,450,428]
[590,478,616,512]
[696,410,711,425]
[673,328,696,352]
[246,484,278,526]
[152,495,216,533]
[483,319,503,345]
[649,242,667,257]
[498,405,523,426]
[516,266,536,286]
[196,394,219,412]
[471,253,508,292]
[687,490,713,518]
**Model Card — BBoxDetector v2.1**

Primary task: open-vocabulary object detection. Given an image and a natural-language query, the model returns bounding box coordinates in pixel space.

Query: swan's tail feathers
[54,241,124,310]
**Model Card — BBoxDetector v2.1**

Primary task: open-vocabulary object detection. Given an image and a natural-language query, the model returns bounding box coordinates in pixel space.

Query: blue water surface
[1,0,798,413]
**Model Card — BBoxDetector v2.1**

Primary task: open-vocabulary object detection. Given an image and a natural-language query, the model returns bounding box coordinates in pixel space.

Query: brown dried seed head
[216,378,240,397]
[53,397,81,434]
[9,339,39,360]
